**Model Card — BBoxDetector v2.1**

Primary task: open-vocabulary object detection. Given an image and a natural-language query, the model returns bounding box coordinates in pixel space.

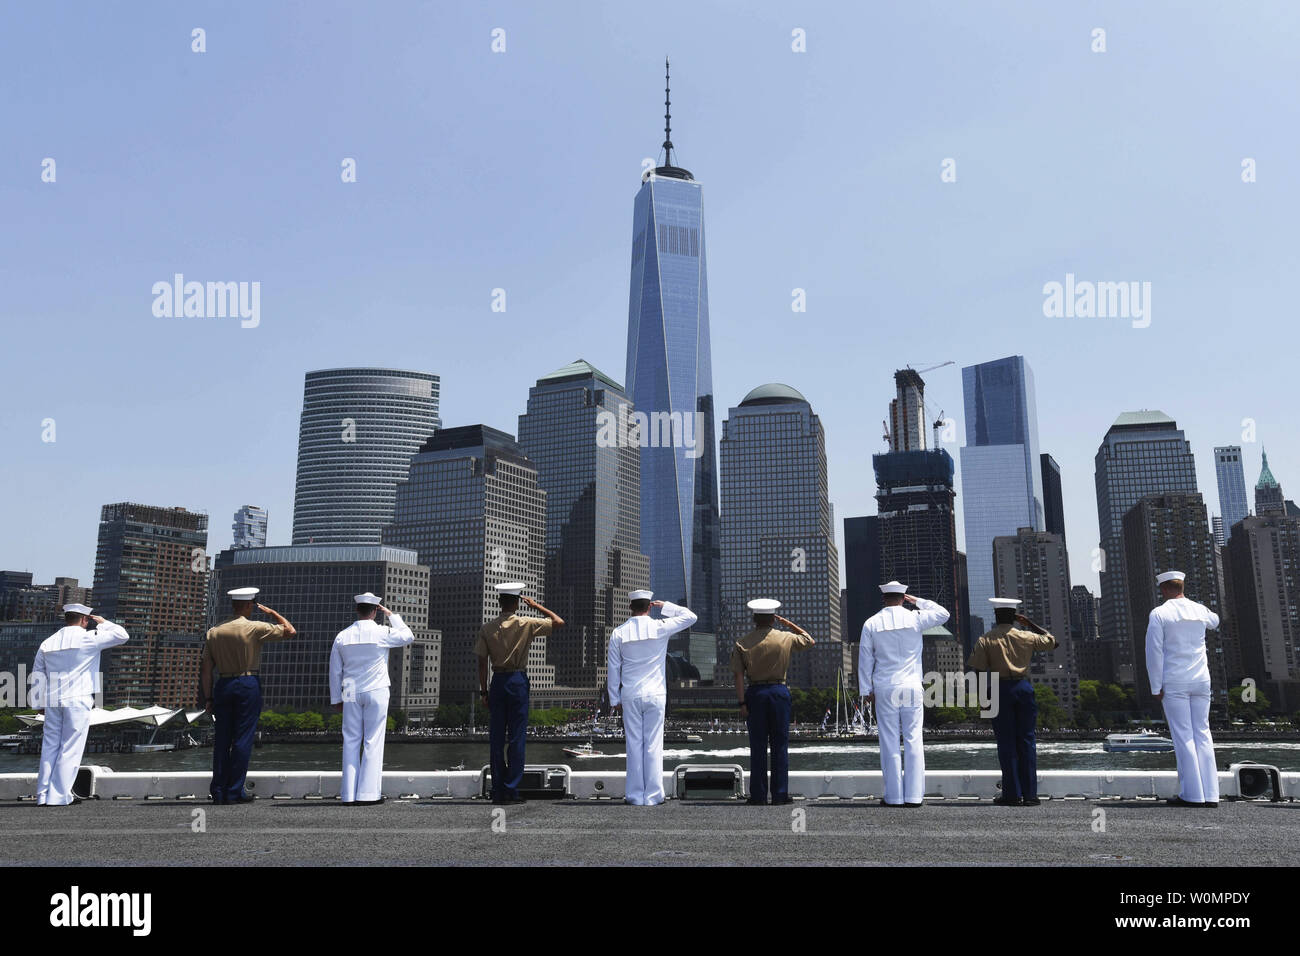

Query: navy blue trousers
[991,678,1038,800]
[489,671,529,800]
[746,684,792,802]
[211,675,261,803]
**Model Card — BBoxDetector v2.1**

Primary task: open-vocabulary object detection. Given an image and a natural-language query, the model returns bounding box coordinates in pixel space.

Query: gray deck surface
[3,797,1295,866]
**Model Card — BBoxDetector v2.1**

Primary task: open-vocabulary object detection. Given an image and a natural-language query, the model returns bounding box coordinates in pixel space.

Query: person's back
[331,617,414,695]
[35,622,128,705]
[1147,597,1217,689]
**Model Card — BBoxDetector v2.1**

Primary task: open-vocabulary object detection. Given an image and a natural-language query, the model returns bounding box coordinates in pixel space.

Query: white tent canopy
[16,706,204,728]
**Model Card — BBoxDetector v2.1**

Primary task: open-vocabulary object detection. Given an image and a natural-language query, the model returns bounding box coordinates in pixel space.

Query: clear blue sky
[3,1,1296,596]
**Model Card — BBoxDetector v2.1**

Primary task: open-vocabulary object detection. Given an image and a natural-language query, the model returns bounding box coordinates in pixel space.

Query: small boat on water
[132,742,176,753]
[685,734,702,743]
[563,741,604,758]
[1103,731,1175,753]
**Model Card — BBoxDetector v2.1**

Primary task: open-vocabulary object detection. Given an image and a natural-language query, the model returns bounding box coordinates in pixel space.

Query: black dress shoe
[878,799,903,807]
[1022,797,1042,806]
[771,796,794,805]
[1166,796,1205,807]
[491,797,526,805]
[356,796,387,806]
[1202,801,1219,808]
[232,793,256,804]
[992,796,1022,806]
[746,797,766,805]
[903,802,923,808]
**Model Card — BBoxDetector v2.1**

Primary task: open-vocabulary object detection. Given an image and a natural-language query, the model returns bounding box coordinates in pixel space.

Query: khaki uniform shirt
[474,613,553,671]
[967,623,1057,679]
[732,626,815,684]
[202,617,289,675]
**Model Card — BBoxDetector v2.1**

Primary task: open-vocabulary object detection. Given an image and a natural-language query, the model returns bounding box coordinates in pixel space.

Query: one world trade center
[624,60,720,633]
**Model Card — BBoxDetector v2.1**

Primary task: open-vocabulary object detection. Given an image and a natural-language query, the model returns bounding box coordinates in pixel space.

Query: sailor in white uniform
[31,604,130,805]
[1145,571,1220,808]
[859,582,949,806]
[329,593,415,804]
[607,590,698,805]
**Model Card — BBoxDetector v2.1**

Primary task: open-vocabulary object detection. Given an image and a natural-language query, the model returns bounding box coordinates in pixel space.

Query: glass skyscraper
[517,360,650,693]
[719,384,841,688]
[624,70,720,633]
[1093,411,1198,682]
[1214,446,1250,541]
[292,368,441,546]
[959,356,1043,641]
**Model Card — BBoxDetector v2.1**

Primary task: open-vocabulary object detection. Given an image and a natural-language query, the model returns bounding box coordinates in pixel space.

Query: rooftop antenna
[662,56,674,166]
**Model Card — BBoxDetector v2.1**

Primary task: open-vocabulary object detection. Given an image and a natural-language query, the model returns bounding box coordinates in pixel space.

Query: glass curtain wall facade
[517,360,650,694]
[292,368,441,546]
[625,166,720,633]
[959,356,1043,641]
[1214,446,1249,541]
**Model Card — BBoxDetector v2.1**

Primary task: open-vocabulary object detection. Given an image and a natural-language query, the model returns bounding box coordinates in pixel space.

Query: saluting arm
[89,615,129,647]
[653,600,698,637]
[379,605,416,646]
[258,604,296,637]
[904,595,950,630]
[521,595,564,630]
[776,615,815,648]
[1014,614,1057,649]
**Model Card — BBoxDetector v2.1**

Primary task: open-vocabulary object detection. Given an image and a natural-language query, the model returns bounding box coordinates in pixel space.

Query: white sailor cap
[1156,571,1185,585]
[989,597,1022,607]
[63,603,93,616]
[629,589,654,601]
[495,582,526,596]
[747,598,782,613]
[879,581,907,594]
[227,587,260,601]
[354,593,382,605]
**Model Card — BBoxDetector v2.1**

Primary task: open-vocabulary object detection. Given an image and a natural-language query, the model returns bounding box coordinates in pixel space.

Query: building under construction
[873,369,966,649]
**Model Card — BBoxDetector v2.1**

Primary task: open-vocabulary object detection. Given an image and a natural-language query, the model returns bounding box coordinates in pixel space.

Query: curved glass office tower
[624,65,720,632]
[291,368,441,546]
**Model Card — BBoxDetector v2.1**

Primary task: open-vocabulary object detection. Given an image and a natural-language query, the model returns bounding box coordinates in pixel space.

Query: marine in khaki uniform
[474,583,564,804]
[732,598,814,805]
[967,597,1057,806]
[201,587,296,804]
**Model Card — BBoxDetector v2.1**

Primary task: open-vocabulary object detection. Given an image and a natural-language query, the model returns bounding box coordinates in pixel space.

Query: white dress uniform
[31,613,130,805]
[1145,591,1220,804]
[859,588,949,805]
[607,598,698,805]
[329,605,414,803]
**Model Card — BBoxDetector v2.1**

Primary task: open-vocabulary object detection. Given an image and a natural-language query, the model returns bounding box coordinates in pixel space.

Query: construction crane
[910,360,954,375]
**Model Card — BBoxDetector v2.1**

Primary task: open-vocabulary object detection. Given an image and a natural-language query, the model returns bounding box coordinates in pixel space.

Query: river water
[4,735,1299,773]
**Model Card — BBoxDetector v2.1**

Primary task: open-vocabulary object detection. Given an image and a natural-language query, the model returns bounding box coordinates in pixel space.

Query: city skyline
[3,3,1297,604]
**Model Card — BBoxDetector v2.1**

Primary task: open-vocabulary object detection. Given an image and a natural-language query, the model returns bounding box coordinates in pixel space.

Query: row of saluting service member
[26,568,1220,808]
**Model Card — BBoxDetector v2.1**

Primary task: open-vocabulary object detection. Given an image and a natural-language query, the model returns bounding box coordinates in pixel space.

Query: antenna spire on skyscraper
[662,56,674,165]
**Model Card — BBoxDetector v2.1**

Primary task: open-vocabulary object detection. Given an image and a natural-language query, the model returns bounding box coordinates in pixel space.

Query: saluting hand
[89,614,105,624]
[256,604,272,615]
[521,596,539,610]
[650,600,665,608]
[902,594,918,604]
